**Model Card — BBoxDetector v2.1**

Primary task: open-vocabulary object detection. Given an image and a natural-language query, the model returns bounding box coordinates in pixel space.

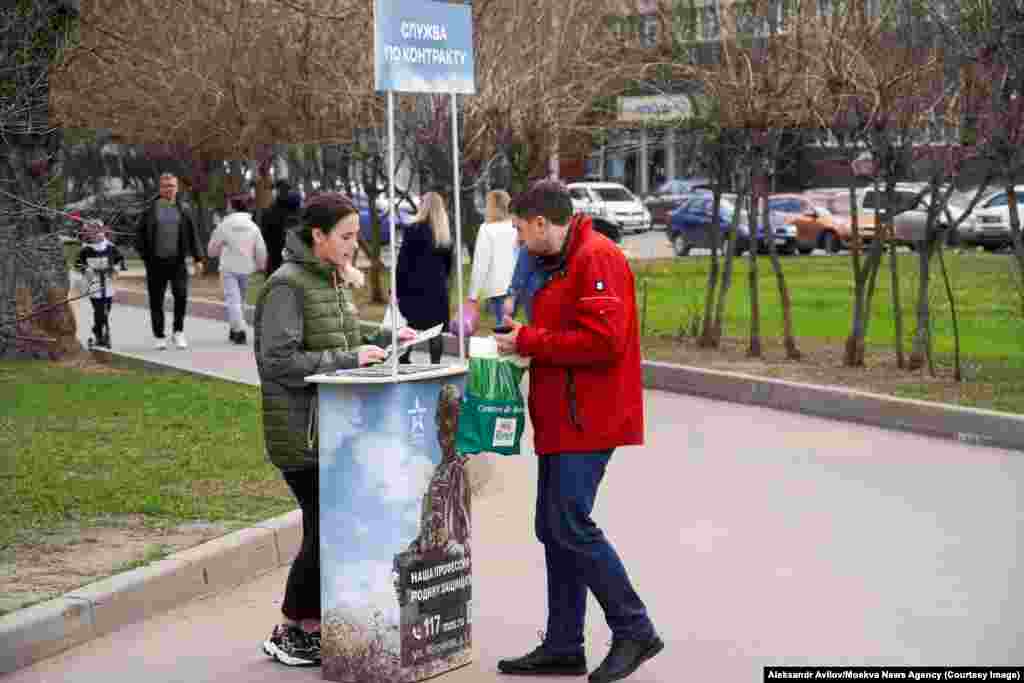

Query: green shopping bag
[456,353,527,456]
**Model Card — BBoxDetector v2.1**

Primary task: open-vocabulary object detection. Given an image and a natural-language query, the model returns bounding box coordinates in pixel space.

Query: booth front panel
[316,375,471,682]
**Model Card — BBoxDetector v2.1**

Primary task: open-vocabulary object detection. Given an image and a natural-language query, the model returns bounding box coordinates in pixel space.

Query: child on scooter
[75,219,125,348]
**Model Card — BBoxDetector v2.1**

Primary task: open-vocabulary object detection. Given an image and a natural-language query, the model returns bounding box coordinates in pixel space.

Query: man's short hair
[228,195,248,212]
[274,180,292,195]
[510,179,573,225]
[159,172,177,181]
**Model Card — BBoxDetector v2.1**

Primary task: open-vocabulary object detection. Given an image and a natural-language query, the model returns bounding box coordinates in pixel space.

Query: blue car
[667,193,798,257]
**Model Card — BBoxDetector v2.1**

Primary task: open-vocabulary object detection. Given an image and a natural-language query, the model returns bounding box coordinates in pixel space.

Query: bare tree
[0,0,81,359]
[800,2,947,367]
[639,0,806,357]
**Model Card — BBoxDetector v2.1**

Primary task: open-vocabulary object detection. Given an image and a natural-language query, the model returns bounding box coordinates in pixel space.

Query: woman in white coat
[468,190,518,323]
[207,196,268,344]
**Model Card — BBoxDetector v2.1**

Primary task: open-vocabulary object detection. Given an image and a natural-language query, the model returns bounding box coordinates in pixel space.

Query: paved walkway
[8,294,1024,681]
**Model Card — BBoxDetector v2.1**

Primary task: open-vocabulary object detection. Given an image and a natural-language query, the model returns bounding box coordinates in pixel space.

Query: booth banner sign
[318,380,471,682]
[374,0,476,94]
[618,94,693,122]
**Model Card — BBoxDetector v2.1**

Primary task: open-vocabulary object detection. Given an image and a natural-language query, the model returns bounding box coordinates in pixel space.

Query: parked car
[767,193,855,254]
[667,192,798,256]
[643,177,712,228]
[951,186,1023,251]
[567,181,652,233]
[591,216,623,244]
[837,183,975,248]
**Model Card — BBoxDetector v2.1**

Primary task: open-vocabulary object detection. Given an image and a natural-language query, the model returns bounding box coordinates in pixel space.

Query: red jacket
[515,215,645,456]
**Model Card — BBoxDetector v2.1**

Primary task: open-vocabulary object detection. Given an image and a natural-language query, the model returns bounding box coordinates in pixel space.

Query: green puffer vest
[254,234,365,471]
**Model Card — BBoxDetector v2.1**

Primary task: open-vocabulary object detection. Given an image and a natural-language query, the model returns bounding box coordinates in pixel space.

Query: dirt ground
[1,515,232,615]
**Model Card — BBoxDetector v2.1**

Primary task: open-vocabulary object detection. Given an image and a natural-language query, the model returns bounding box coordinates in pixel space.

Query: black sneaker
[588,634,664,683]
[263,625,321,666]
[498,644,587,676]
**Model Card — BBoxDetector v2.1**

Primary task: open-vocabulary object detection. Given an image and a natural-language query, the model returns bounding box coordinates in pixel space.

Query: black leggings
[281,468,320,621]
[90,297,112,337]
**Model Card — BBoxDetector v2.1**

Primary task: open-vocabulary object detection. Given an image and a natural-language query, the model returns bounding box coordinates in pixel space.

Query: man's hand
[357,345,388,366]
[494,317,523,355]
[502,296,515,321]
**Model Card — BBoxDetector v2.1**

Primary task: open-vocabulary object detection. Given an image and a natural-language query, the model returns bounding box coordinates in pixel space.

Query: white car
[566,182,652,234]
[953,185,1023,251]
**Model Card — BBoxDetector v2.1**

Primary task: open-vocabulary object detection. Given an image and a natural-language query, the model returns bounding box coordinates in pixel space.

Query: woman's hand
[396,327,418,342]
[357,345,388,366]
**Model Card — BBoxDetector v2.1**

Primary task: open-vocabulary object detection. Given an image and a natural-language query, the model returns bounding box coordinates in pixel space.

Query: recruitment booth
[305,1,477,680]
[306,365,471,682]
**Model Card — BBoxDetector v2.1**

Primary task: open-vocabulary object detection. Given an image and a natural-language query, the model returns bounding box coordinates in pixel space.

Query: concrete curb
[0,510,301,675]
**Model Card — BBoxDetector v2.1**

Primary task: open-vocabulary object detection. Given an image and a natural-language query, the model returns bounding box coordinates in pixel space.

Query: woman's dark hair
[298,192,357,246]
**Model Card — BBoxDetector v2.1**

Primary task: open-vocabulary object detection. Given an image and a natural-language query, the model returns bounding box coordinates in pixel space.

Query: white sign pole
[388,89,399,377]
[451,92,465,362]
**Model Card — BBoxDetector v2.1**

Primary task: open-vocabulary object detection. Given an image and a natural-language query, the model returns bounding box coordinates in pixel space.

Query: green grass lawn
[631,250,1024,360]
[0,361,294,552]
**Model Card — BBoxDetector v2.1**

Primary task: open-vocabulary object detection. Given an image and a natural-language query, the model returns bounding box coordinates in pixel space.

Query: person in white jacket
[208,196,268,344]
[468,190,518,324]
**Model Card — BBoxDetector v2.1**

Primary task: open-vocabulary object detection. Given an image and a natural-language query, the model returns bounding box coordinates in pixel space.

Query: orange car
[767,192,876,253]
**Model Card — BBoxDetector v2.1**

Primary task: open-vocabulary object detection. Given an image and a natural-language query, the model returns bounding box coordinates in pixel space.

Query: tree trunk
[908,234,936,372]
[697,242,720,346]
[936,243,962,381]
[1,0,81,359]
[698,189,724,348]
[363,182,388,305]
[845,238,885,367]
[888,232,905,369]
[844,184,866,366]
[712,195,745,347]
[1007,185,1024,294]
[1,147,81,359]
[757,174,800,360]
[746,192,762,358]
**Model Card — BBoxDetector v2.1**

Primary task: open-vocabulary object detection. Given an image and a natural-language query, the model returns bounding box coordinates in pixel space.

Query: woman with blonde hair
[467,189,518,324]
[396,191,454,364]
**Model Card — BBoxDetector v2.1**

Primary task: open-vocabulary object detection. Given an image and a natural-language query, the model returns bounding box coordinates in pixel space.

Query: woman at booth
[254,192,415,667]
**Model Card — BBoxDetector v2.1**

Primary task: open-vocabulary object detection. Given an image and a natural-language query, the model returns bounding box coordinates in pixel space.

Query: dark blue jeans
[535,450,654,656]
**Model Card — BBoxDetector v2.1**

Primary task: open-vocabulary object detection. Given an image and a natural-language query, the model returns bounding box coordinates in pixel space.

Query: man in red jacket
[494,180,661,683]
